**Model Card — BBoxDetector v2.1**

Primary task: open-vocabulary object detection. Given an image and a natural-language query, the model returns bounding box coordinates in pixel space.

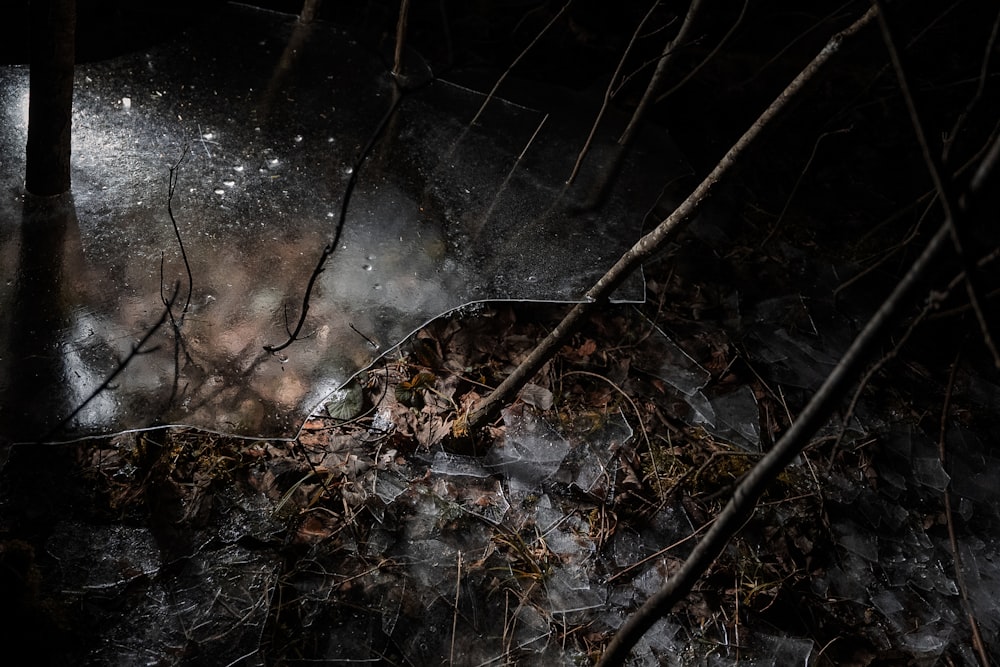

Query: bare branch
[567,0,662,184]
[599,204,951,667]
[468,1,573,127]
[875,0,1000,367]
[264,88,408,354]
[598,82,1000,667]
[618,0,707,148]
[393,0,412,78]
[465,6,879,433]
[166,147,194,317]
[650,0,749,109]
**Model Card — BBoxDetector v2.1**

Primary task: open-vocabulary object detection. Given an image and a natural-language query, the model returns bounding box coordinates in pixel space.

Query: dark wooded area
[3,1,999,664]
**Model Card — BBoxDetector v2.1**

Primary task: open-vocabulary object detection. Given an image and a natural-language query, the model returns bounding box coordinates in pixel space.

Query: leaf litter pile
[5,206,1000,665]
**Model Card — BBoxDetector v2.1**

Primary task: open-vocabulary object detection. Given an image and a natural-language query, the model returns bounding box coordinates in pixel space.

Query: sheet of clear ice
[0,4,684,442]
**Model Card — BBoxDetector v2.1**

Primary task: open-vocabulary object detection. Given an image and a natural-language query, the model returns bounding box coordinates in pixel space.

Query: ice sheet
[0,4,682,442]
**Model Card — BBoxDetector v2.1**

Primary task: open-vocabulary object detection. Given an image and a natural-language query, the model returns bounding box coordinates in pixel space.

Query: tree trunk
[26,0,76,196]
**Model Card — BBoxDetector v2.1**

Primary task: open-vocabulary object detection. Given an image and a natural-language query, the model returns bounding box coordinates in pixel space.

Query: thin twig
[167,148,194,316]
[392,0,411,78]
[606,513,715,584]
[618,0,706,148]
[44,285,181,442]
[450,550,463,666]
[875,0,1000,367]
[760,126,852,247]
[560,369,658,495]
[650,0,749,108]
[568,0,662,184]
[836,131,999,298]
[475,113,549,239]
[735,1,854,91]
[943,3,1000,162]
[468,1,573,127]
[264,87,408,353]
[938,350,992,667]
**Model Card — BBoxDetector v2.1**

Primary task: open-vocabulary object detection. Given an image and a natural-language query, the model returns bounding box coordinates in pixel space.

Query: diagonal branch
[465,7,879,433]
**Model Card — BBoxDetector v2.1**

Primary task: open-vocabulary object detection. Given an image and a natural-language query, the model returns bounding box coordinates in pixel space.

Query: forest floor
[3,188,998,665]
[3,1,1000,665]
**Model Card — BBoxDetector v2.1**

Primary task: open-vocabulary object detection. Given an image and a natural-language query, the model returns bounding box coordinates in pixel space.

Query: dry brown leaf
[295,512,337,543]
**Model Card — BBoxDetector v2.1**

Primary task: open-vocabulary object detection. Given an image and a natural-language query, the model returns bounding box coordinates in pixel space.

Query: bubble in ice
[202,131,215,140]
[233,164,244,172]
[344,166,354,175]
[121,97,131,110]
[267,157,279,167]
[214,188,225,195]
[373,284,383,290]
[222,179,236,187]
[362,264,373,271]
[526,275,538,283]
[293,134,303,143]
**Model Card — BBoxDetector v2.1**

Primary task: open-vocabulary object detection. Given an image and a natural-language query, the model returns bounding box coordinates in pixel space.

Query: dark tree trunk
[26,0,76,196]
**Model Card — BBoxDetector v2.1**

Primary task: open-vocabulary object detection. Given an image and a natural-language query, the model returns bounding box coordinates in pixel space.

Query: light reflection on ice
[0,3,679,442]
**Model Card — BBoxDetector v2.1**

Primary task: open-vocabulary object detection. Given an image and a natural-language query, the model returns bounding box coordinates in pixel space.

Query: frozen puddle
[0,4,683,442]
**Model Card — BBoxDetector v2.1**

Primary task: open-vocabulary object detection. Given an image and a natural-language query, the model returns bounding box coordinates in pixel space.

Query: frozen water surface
[0,4,682,442]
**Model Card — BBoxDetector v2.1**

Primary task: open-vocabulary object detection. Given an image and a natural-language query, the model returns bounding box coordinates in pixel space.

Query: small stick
[938,352,992,667]
[166,148,194,316]
[649,0,748,110]
[567,0,661,185]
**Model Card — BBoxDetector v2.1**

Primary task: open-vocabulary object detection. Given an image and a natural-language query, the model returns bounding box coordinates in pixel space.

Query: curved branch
[263,87,407,354]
